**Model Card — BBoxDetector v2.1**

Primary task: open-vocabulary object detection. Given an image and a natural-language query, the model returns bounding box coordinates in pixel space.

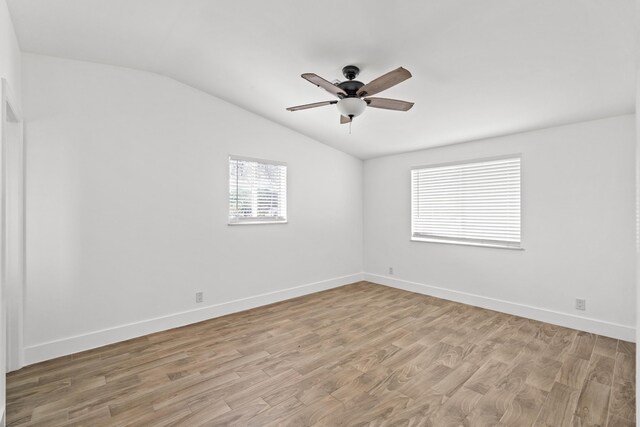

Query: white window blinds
[411,156,521,248]
[229,156,287,224]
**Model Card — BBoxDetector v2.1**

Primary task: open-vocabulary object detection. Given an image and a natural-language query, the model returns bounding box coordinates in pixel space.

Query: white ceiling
[8,0,636,159]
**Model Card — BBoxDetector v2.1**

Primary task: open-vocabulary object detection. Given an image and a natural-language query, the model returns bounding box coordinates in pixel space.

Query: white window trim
[228,155,288,225]
[410,154,523,250]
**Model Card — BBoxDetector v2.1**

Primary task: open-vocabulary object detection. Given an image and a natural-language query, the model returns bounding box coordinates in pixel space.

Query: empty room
[0,0,638,426]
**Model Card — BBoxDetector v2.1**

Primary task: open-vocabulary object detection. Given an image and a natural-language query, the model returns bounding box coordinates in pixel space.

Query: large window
[229,156,287,224]
[411,156,521,248]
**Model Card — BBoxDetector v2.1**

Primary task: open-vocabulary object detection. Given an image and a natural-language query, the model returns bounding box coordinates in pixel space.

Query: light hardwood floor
[7,282,636,426]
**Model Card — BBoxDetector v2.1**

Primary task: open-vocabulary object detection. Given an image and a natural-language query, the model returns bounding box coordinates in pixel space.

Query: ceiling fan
[286,65,414,124]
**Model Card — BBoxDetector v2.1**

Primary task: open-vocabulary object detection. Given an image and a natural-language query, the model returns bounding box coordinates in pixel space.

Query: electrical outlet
[388,267,394,275]
[575,298,585,311]
[196,292,203,304]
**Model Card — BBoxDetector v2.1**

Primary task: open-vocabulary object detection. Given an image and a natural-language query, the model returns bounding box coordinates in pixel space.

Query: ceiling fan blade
[302,73,347,98]
[286,100,337,111]
[358,67,412,97]
[340,115,351,124]
[365,97,414,111]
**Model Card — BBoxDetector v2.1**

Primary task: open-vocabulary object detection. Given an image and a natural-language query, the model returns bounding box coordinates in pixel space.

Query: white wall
[18,54,637,367]
[21,53,363,364]
[635,95,639,427]
[0,0,20,420]
[4,110,24,374]
[635,0,639,416]
[0,0,20,106]
[364,115,636,340]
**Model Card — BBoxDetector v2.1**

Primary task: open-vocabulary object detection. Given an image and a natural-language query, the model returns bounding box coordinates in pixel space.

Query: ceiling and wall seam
[7,0,635,159]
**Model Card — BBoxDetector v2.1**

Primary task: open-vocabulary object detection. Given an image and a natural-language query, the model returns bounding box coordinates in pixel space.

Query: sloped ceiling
[7,0,636,159]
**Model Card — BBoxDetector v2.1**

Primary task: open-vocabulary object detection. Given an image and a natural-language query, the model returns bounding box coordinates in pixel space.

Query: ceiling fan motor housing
[338,65,364,98]
[337,80,364,97]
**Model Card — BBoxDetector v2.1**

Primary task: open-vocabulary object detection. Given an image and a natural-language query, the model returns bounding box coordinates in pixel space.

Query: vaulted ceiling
[8,0,636,159]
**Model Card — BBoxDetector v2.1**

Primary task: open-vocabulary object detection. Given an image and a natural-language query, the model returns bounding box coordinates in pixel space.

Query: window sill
[411,237,523,250]
[228,220,288,226]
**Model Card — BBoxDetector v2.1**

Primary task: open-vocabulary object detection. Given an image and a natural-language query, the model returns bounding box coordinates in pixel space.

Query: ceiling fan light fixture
[336,98,366,118]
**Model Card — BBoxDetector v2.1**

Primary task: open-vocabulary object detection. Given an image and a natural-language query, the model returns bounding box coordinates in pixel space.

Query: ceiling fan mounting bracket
[342,65,360,80]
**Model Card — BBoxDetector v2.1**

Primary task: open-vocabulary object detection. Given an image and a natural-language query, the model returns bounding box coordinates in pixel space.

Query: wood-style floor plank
[534,382,581,427]
[6,281,636,426]
[573,380,611,426]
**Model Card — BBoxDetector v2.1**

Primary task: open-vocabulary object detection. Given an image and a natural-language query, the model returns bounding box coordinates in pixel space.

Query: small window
[229,156,287,224]
[411,156,521,248]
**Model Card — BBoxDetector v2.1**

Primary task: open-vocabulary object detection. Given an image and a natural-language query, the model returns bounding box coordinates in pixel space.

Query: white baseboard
[364,273,635,342]
[22,271,634,366]
[23,273,364,366]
